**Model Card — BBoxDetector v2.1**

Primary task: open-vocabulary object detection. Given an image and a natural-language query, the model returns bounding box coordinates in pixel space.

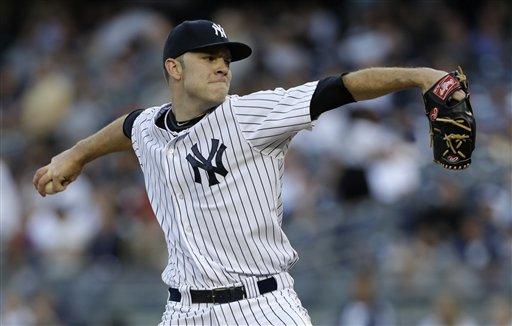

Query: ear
[165,58,183,81]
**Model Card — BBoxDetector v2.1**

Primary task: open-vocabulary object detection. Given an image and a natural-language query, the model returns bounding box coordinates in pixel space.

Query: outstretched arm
[310,67,466,121]
[342,67,463,101]
[33,114,132,196]
[338,66,474,169]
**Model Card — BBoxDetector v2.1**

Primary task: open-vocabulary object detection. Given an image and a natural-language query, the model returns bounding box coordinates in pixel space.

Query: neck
[171,93,214,122]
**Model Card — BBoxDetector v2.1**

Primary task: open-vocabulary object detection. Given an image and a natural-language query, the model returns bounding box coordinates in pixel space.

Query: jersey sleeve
[123,109,144,139]
[129,106,161,168]
[231,81,319,156]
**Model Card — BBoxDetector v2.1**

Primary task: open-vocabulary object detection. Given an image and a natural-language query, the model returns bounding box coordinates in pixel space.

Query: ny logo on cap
[186,139,228,186]
[212,23,227,38]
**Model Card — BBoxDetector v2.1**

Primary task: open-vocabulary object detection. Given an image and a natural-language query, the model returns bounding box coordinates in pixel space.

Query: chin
[210,91,229,103]
[211,96,227,106]
[201,84,229,105]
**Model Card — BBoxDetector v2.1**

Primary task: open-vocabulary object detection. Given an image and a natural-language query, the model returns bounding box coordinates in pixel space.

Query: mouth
[210,79,228,84]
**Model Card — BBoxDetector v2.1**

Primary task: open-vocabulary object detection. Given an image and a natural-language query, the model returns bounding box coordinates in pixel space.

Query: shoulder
[128,103,170,137]
[232,82,319,102]
[137,103,170,123]
[230,88,287,102]
[147,103,171,118]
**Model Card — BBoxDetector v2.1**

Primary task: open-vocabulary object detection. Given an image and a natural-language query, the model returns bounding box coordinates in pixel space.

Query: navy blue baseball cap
[163,20,252,65]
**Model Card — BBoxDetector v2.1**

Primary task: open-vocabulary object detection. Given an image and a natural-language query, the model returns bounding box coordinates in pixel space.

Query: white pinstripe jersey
[131,81,319,289]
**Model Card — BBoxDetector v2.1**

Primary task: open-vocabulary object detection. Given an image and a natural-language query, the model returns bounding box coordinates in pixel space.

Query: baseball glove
[423,67,476,170]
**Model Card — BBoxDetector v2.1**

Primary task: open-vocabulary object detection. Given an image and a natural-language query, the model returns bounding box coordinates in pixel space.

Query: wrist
[72,140,93,165]
[416,68,448,93]
[412,68,431,90]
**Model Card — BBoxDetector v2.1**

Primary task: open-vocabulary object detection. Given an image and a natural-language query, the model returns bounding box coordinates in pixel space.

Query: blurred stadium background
[1,0,511,325]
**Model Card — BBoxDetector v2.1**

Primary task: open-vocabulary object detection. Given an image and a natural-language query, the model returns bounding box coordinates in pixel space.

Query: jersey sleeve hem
[123,109,144,139]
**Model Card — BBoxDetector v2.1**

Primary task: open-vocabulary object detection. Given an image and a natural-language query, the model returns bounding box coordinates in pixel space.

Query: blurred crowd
[1,0,511,325]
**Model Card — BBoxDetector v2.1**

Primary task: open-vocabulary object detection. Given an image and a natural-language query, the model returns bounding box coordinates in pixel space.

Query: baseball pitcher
[33,20,475,325]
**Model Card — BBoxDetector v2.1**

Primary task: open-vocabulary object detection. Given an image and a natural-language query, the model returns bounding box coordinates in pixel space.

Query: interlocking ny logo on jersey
[212,23,227,38]
[186,139,228,186]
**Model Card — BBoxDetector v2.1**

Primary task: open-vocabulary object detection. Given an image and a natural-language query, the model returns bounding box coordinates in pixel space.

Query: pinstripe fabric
[131,82,318,324]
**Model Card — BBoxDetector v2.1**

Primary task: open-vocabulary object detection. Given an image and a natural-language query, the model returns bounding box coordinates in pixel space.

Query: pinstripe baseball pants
[159,272,312,326]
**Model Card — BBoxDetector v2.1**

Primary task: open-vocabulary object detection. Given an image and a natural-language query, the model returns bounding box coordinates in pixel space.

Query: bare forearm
[73,114,132,165]
[343,67,446,101]
[33,114,133,196]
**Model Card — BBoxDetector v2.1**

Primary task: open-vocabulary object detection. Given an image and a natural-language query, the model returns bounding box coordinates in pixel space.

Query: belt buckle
[211,287,229,304]
[211,286,245,304]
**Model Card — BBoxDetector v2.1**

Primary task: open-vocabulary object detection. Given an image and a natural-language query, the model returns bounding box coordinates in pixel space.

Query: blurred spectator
[366,141,421,204]
[418,293,478,326]
[283,148,319,218]
[338,268,396,326]
[336,166,369,203]
[25,177,100,279]
[87,190,124,271]
[454,214,500,271]
[1,292,35,325]
[30,291,62,325]
[487,295,512,326]
[26,206,95,279]
[0,159,21,243]
[88,9,169,63]
[20,69,74,139]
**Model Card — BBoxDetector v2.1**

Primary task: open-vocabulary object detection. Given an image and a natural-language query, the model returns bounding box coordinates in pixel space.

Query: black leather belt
[168,277,278,304]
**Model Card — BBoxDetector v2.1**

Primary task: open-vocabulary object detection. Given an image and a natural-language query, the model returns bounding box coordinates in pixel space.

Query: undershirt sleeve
[123,109,144,139]
[310,73,356,120]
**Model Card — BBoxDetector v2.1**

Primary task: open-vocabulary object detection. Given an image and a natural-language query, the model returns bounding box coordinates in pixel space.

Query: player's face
[182,46,232,107]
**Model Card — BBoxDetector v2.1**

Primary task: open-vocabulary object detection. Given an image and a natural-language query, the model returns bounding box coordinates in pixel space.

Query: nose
[215,59,229,75]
